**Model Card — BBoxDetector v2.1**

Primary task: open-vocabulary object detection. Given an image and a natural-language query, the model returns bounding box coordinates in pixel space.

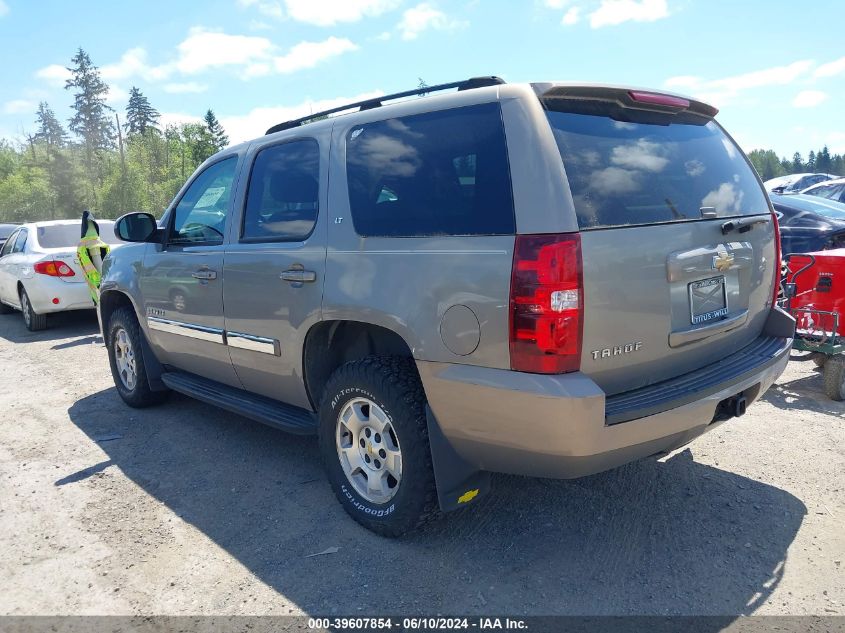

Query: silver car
[99,78,794,536]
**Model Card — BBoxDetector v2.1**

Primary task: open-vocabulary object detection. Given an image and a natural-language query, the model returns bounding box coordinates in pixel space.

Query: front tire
[20,288,47,331]
[318,356,438,537]
[107,307,169,408]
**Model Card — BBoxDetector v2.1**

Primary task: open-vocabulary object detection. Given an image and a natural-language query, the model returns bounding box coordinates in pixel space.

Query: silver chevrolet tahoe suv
[101,77,795,536]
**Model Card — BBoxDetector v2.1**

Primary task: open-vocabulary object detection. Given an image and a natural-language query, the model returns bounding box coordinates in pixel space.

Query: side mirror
[115,212,159,243]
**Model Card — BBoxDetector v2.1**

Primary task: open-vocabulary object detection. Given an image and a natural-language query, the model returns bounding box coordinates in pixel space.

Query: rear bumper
[23,277,93,314]
[418,308,794,480]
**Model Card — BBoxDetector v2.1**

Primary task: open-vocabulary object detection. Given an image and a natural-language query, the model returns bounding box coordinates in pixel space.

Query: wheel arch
[303,320,415,409]
[99,290,167,391]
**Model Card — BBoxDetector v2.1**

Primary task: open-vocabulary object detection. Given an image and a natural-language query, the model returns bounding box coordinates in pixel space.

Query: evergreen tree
[66,48,114,152]
[33,102,68,148]
[816,145,832,173]
[125,86,160,135]
[807,150,816,171]
[65,48,114,204]
[204,109,228,151]
[792,152,803,173]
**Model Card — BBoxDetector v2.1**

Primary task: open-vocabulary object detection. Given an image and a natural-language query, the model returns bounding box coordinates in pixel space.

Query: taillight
[34,260,75,277]
[510,233,583,374]
[771,211,781,306]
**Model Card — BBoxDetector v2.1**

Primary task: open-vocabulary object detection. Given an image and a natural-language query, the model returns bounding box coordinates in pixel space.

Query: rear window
[37,224,80,248]
[37,222,123,248]
[345,102,515,237]
[545,106,770,229]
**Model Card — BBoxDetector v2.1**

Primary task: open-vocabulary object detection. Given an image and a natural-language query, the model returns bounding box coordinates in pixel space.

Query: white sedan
[0,219,123,331]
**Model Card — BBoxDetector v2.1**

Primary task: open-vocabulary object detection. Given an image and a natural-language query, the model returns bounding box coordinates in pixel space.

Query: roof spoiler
[539,85,718,119]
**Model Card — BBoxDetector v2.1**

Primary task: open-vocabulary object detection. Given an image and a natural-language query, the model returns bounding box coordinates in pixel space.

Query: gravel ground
[0,310,842,616]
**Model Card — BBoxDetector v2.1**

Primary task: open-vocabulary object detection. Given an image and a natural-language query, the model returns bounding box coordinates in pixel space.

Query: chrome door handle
[280,269,317,283]
[192,268,217,280]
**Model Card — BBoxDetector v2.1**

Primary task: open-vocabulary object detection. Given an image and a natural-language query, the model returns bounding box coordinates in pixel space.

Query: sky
[0,0,843,158]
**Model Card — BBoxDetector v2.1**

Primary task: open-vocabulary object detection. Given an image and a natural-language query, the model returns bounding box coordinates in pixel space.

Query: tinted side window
[12,229,28,253]
[0,230,18,257]
[170,157,238,246]
[346,102,515,237]
[242,140,319,241]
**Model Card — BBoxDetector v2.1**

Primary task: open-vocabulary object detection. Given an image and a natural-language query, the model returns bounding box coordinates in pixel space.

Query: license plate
[689,276,728,324]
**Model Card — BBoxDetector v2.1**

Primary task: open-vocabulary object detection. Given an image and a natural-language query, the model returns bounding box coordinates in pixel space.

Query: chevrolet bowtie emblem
[713,252,734,272]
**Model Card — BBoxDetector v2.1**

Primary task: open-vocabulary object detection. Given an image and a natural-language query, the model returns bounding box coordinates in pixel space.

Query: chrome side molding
[147,317,226,345]
[147,317,279,355]
[226,331,280,356]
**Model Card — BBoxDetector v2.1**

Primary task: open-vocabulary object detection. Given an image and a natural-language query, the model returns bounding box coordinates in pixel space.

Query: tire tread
[319,356,439,537]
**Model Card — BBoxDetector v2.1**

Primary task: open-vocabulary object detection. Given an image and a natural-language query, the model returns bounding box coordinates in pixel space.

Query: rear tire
[318,356,438,537]
[822,355,845,401]
[107,307,170,408]
[20,288,47,331]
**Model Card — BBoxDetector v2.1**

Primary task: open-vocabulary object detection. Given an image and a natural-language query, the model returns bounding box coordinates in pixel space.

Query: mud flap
[426,405,491,512]
[138,327,167,392]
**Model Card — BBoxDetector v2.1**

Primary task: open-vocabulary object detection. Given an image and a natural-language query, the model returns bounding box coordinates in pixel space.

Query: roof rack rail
[265,76,505,135]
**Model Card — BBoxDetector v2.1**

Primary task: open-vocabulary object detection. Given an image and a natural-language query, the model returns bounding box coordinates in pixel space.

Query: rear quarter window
[345,102,515,237]
[545,107,770,229]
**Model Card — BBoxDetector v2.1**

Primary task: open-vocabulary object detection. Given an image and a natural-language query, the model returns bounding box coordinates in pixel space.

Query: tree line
[0,47,229,223]
[2,51,843,224]
[747,147,845,182]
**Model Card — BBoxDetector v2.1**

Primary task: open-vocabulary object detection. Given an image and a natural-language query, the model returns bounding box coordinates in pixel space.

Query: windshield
[544,105,770,229]
[36,221,122,248]
[773,194,845,221]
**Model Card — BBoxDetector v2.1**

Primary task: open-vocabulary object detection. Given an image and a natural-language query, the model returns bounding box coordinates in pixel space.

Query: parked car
[0,223,18,251]
[771,193,845,256]
[800,177,845,203]
[0,219,123,330]
[99,78,794,536]
[764,172,836,194]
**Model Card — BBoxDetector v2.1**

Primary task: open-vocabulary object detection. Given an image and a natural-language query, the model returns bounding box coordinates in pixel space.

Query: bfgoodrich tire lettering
[319,356,438,537]
[106,307,169,408]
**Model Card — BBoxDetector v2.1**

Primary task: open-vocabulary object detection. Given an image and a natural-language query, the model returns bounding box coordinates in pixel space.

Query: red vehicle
[786,249,845,399]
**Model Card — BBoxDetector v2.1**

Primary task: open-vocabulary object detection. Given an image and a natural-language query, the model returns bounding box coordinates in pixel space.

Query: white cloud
[814,56,845,79]
[2,99,35,115]
[663,60,815,107]
[35,64,71,87]
[163,82,209,94]
[101,47,168,82]
[588,0,668,28]
[238,0,401,25]
[398,3,466,40]
[543,0,570,8]
[106,85,128,106]
[271,36,358,74]
[219,90,383,144]
[35,28,357,87]
[158,111,204,130]
[237,0,284,18]
[174,28,277,75]
[562,7,580,24]
[0,0,8,17]
[285,0,401,26]
[792,90,828,108]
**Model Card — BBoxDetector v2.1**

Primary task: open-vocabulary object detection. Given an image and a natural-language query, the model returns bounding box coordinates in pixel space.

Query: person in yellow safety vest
[77,210,110,306]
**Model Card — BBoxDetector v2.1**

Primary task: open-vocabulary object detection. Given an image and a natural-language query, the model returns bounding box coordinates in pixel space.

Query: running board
[160,371,317,435]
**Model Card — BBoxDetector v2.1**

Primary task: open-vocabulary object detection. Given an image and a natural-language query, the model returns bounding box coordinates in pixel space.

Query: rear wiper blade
[720,217,769,235]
